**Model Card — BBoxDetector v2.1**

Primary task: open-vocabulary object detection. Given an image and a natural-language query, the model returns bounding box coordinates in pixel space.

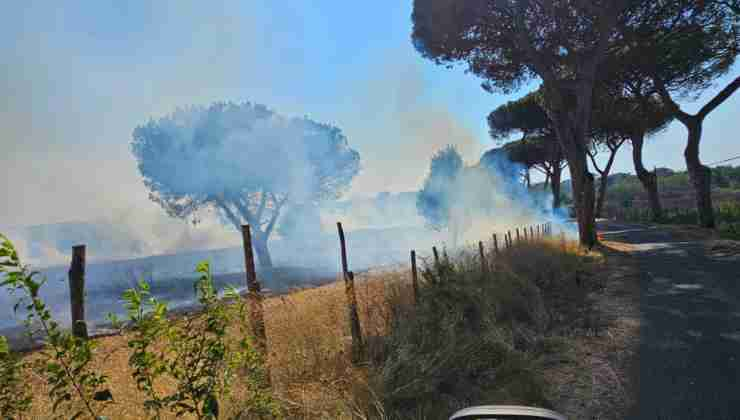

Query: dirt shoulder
[544,243,641,420]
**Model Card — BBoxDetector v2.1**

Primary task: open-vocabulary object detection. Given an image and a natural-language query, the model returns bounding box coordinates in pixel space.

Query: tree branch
[264,193,288,238]
[653,77,691,122]
[718,0,740,15]
[214,197,243,231]
[587,148,604,175]
[231,196,259,229]
[608,137,626,152]
[602,141,620,176]
[255,191,268,226]
[532,164,551,176]
[697,75,740,120]
[512,1,554,80]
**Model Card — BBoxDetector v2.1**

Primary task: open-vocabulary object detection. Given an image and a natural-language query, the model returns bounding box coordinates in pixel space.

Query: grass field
[13,237,639,419]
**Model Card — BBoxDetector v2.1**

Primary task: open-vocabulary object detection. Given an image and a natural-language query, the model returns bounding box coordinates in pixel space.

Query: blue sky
[1,1,739,227]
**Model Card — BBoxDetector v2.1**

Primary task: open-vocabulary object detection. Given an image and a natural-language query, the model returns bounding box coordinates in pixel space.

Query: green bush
[623,201,740,228]
[119,262,280,419]
[1,232,280,419]
[1,233,113,419]
[0,335,33,419]
[718,222,740,240]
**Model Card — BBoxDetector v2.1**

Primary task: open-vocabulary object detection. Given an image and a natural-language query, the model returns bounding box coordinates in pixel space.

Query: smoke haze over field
[2,1,737,268]
[0,4,583,343]
[0,2,493,267]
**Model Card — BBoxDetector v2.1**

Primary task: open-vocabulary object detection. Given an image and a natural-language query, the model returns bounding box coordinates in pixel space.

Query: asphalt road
[600,222,740,420]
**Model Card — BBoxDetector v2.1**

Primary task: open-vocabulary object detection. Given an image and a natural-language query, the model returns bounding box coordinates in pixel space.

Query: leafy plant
[718,222,740,240]
[120,279,170,416]
[122,261,280,419]
[622,201,740,229]
[0,233,113,419]
[0,335,33,419]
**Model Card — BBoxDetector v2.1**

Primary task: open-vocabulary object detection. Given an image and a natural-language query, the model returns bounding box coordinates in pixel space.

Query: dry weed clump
[366,239,607,420]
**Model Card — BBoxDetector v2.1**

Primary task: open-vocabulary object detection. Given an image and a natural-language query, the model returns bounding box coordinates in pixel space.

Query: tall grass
[13,237,600,419]
[360,239,601,420]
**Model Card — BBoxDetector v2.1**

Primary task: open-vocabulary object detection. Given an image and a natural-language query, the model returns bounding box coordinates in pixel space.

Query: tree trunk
[570,156,597,246]
[543,79,597,247]
[551,161,562,209]
[252,232,273,268]
[595,175,608,219]
[551,119,595,246]
[684,119,714,228]
[653,76,740,228]
[631,133,663,221]
[590,141,621,220]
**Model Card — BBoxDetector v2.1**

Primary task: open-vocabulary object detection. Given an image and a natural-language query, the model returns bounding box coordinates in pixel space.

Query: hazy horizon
[2,1,738,245]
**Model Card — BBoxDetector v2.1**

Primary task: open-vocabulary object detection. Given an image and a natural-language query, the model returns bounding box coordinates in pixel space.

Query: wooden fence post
[524,227,529,241]
[516,228,521,243]
[530,226,535,240]
[410,250,419,304]
[432,246,440,268]
[337,222,365,363]
[506,231,511,248]
[68,245,88,340]
[241,225,269,377]
[478,241,487,273]
[493,234,499,254]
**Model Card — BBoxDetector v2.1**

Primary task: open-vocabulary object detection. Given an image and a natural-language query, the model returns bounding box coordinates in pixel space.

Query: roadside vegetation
[607,165,740,208]
[370,240,607,419]
[598,167,740,240]
[621,201,740,240]
[1,231,638,419]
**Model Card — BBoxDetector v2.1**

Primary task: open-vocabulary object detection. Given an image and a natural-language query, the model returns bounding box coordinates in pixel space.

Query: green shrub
[1,232,280,419]
[118,261,281,419]
[0,335,33,419]
[1,233,113,419]
[623,201,740,227]
[718,222,740,240]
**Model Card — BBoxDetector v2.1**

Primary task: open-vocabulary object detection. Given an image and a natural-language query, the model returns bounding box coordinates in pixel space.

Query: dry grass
[19,269,409,419]
[262,270,412,419]
[17,237,640,420]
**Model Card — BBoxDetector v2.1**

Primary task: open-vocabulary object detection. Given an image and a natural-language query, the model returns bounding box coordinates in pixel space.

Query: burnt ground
[600,221,740,420]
